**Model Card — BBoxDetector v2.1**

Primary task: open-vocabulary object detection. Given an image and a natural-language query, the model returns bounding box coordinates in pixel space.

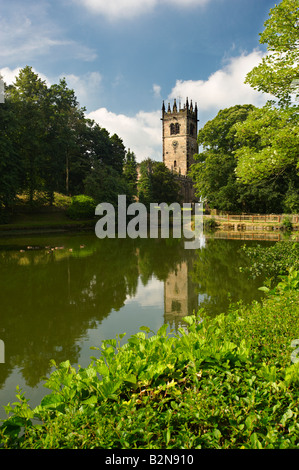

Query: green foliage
[203,217,219,231]
[283,187,299,214]
[0,96,22,211]
[245,0,299,106]
[234,105,299,185]
[236,0,299,186]
[190,104,294,213]
[7,66,48,204]
[1,66,131,212]
[276,268,299,293]
[122,150,138,203]
[84,162,130,207]
[281,216,293,231]
[66,195,96,220]
[151,162,182,204]
[137,159,153,207]
[240,241,299,282]
[1,280,299,448]
[138,159,181,207]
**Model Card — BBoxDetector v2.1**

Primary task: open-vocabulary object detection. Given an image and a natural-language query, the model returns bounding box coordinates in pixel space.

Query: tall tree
[123,149,138,203]
[190,105,255,212]
[138,158,182,206]
[45,78,87,197]
[190,104,294,213]
[137,159,154,207]
[235,0,299,192]
[245,0,299,106]
[109,134,126,175]
[151,162,182,204]
[8,66,48,204]
[84,161,129,206]
[234,104,299,184]
[0,82,22,216]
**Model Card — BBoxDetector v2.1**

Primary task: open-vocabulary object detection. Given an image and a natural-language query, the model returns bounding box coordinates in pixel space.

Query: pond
[0,231,267,419]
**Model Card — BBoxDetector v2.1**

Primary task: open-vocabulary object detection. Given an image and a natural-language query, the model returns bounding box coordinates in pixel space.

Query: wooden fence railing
[206,214,299,223]
[209,232,299,242]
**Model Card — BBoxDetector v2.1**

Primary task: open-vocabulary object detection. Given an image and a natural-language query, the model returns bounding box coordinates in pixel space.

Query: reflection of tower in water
[164,259,198,330]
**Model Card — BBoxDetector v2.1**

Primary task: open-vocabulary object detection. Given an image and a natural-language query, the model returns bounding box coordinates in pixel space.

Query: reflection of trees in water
[0,235,266,389]
[0,236,192,388]
[189,239,266,317]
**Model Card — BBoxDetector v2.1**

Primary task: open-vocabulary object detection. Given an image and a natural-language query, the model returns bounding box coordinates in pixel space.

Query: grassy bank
[0,193,95,234]
[1,269,299,449]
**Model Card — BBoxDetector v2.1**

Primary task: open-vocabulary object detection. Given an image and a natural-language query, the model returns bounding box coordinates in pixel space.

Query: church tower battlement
[162,98,198,177]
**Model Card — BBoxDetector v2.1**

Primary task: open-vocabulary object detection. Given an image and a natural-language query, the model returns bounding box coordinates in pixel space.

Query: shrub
[240,241,299,281]
[66,195,96,220]
[281,216,293,232]
[204,217,219,231]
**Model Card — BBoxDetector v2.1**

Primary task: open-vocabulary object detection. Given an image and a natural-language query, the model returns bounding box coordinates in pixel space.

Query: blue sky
[0,0,277,161]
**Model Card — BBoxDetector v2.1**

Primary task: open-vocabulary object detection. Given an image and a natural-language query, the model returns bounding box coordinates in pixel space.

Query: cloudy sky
[0,0,276,161]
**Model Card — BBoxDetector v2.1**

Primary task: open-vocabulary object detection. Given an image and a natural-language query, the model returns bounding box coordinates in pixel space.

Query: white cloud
[87,107,162,162]
[168,50,272,123]
[0,67,21,85]
[126,278,163,308]
[62,72,103,108]
[72,0,211,21]
[153,84,162,98]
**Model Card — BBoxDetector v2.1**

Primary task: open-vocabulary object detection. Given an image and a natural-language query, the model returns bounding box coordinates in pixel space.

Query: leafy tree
[82,121,129,205]
[137,158,154,207]
[245,0,299,106]
[137,159,181,206]
[283,184,299,213]
[234,104,299,186]
[109,133,126,175]
[151,162,182,204]
[8,66,48,204]
[84,161,129,207]
[191,104,297,213]
[45,78,88,198]
[233,0,299,203]
[0,85,22,217]
[190,105,255,212]
[84,121,126,176]
[0,66,137,215]
[123,149,138,203]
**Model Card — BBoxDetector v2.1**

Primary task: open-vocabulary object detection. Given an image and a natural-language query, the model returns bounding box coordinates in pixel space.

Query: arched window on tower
[170,123,180,135]
[174,160,177,169]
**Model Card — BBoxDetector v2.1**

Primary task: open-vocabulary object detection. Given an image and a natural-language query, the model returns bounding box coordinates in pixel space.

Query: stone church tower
[161,98,198,202]
[162,98,198,176]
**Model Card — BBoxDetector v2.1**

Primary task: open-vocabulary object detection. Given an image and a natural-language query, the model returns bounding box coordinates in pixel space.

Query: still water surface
[0,232,267,418]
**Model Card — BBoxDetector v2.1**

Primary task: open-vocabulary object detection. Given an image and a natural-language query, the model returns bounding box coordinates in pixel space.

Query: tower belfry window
[170,123,180,135]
